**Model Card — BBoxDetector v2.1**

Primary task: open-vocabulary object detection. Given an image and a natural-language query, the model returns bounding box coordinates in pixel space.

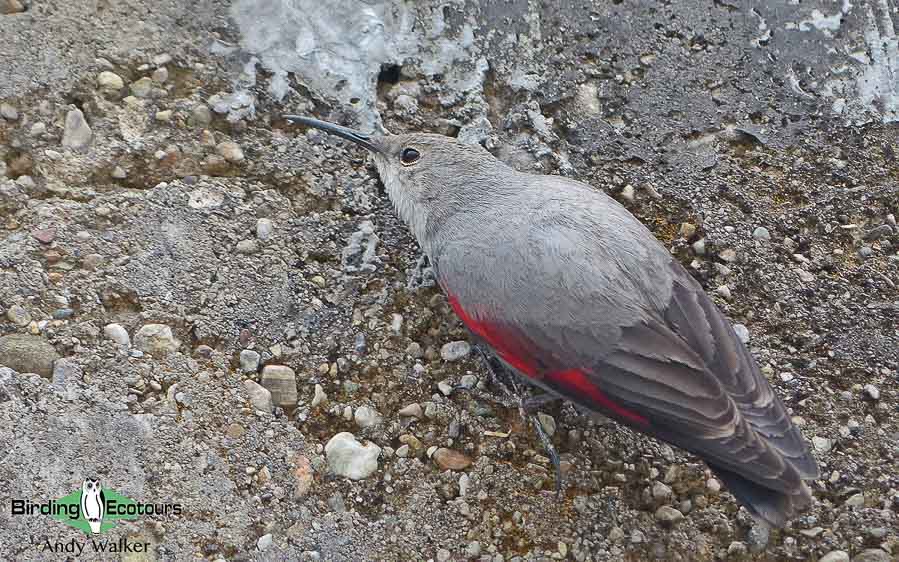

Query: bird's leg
[473,345,564,497]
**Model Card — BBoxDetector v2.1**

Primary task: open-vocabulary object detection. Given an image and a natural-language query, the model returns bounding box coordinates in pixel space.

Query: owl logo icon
[80,478,105,534]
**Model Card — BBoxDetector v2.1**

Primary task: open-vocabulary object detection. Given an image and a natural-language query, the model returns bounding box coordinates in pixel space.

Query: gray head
[285,115,511,248]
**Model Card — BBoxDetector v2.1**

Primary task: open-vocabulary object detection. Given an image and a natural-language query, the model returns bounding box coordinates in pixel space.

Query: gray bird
[285,115,819,526]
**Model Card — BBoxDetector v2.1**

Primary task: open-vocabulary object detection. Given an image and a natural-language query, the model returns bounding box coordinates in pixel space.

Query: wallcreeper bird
[285,115,819,527]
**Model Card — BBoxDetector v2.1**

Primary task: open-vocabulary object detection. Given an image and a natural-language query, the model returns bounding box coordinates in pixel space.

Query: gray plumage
[285,116,819,526]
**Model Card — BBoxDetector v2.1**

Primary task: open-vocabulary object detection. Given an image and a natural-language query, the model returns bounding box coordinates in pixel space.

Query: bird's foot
[474,344,564,497]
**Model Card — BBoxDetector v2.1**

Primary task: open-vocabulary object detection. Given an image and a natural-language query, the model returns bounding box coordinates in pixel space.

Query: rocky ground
[1,0,898,561]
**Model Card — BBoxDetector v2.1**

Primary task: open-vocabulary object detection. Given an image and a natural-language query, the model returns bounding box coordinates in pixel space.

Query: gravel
[440,340,471,362]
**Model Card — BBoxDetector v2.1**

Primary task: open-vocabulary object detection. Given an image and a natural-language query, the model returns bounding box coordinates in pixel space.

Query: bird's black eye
[400,147,420,165]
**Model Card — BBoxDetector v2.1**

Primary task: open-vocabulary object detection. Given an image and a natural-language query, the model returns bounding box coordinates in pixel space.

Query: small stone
[620,184,635,202]
[257,534,273,551]
[0,334,60,378]
[30,122,46,136]
[189,105,213,127]
[679,223,697,239]
[437,380,453,396]
[226,423,245,438]
[732,323,750,344]
[130,77,154,98]
[818,551,849,562]
[61,108,93,150]
[311,384,328,408]
[436,548,451,562]
[354,405,382,428]
[243,380,273,412]
[715,285,732,300]
[239,349,260,373]
[31,228,57,244]
[97,71,124,93]
[398,403,423,418]
[719,249,737,263]
[440,340,471,362]
[797,269,815,283]
[256,218,274,241]
[111,166,127,179]
[0,102,18,121]
[727,542,748,557]
[844,493,864,507]
[654,505,684,526]
[395,444,410,458]
[692,238,706,255]
[6,304,31,326]
[652,481,673,502]
[465,541,481,558]
[310,275,326,288]
[291,454,314,497]
[152,67,169,84]
[0,0,24,13]
[706,478,721,493]
[537,412,556,437]
[459,374,478,389]
[752,227,771,241]
[101,323,131,346]
[433,448,472,471]
[133,324,180,357]
[155,109,173,122]
[863,384,880,400]
[852,549,890,562]
[216,141,245,163]
[52,308,74,320]
[325,432,381,480]
[812,436,832,453]
[236,239,257,254]
[260,365,298,408]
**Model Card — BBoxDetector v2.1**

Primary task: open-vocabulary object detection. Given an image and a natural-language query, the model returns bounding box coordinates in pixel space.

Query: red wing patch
[547,369,649,426]
[446,294,539,377]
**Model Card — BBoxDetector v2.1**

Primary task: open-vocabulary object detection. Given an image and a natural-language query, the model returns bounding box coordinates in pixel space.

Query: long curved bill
[283,115,381,154]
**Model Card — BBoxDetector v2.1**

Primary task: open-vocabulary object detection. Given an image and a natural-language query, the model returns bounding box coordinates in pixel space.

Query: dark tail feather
[709,463,812,528]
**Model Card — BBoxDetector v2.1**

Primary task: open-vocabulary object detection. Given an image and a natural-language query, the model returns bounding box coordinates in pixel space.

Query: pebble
[100,323,131,346]
[727,542,748,557]
[0,334,60,378]
[260,365,298,407]
[354,405,382,428]
[818,551,849,562]
[52,308,74,320]
[459,374,478,389]
[256,218,274,241]
[155,109,173,122]
[311,384,328,408]
[692,238,706,255]
[61,108,93,149]
[732,323,750,344]
[97,71,124,92]
[189,105,213,127]
[440,340,471,362]
[291,454,314,497]
[398,403,423,418]
[239,349,260,373]
[752,226,771,241]
[719,249,737,263]
[654,505,684,526]
[6,304,31,326]
[152,67,169,84]
[465,541,481,558]
[432,448,472,471]
[679,223,697,238]
[243,380,273,412]
[812,436,832,453]
[325,432,381,480]
[863,384,880,400]
[130,77,154,98]
[236,239,257,254]
[715,285,732,300]
[620,184,635,202]
[844,493,864,507]
[537,412,556,437]
[0,0,25,14]
[111,166,127,179]
[0,102,18,121]
[216,141,245,163]
[652,481,673,502]
[436,548,451,562]
[133,324,180,356]
[31,228,57,244]
[852,549,891,562]
[437,380,453,396]
[30,122,46,136]
[354,333,366,355]
[257,534,273,551]
[796,269,815,283]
